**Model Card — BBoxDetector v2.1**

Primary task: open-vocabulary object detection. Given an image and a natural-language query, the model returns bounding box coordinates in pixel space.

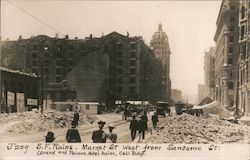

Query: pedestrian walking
[45,131,55,143]
[138,111,148,140]
[66,123,82,143]
[129,115,137,141]
[124,109,129,121]
[92,121,106,143]
[105,123,117,143]
[72,112,79,126]
[151,112,159,129]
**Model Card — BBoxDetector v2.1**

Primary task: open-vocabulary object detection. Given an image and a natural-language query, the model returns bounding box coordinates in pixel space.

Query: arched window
[228,80,234,89]
[241,6,246,19]
[241,25,245,40]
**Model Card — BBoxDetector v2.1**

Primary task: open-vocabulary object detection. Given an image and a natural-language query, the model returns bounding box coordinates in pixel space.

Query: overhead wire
[6,0,65,36]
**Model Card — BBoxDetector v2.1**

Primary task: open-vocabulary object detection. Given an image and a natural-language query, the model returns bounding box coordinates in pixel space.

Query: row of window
[116,86,136,94]
[116,51,137,58]
[31,67,64,75]
[31,68,63,83]
[117,42,137,50]
[116,67,137,75]
[116,59,137,66]
[32,51,82,58]
[32,48,137,60]
[32,59,74,67]
[32,44,86,51]
[32,42,137,52]
[116,77,136,84]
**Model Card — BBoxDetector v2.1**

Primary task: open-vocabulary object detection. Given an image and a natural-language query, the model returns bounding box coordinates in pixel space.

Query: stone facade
[204,47,216,100]
[214,0,240,108]
[238,0,250,116]
[150,23,172,102]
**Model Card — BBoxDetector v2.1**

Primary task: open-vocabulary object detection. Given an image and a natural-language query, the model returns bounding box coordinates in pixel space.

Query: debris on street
[0,110,97,134]
[144,113,250,144]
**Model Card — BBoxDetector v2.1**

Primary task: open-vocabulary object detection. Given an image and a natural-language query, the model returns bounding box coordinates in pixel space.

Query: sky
[1,0,222,101]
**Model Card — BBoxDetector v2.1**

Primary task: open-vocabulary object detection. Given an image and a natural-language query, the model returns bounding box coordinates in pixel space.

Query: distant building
[1,35,89,103]
[1,32,165,110]
[182,94,196,104]
[204,47,216,100]
[214,0,239,108]
[150,23,172,102]
[238,0,250,116]
[101,32,164,108]
[171,89,182,103]
[197,84,206,104]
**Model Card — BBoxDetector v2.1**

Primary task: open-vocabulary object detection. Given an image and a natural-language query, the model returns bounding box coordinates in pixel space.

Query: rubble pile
[0,110,97,134]
[145,113,250,144]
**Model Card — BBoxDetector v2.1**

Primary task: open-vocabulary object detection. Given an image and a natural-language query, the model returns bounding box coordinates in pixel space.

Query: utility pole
[0,0,1,41]
[39,39,45,113]
[0,0,2,113]
[39,41,43,114]
[235,46,241,119]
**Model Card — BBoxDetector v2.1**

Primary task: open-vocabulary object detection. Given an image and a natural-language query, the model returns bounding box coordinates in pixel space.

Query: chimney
[55,33,59,38]
[65,34,69,39]
[18,35,23,40]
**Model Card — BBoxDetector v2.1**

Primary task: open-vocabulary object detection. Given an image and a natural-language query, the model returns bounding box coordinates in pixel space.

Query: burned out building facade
[204,47,216,100]
[102,32,164,108]
[1,32,165,109]
[238,0,250,116]
[1,35,88,102]
[214,0,240,108]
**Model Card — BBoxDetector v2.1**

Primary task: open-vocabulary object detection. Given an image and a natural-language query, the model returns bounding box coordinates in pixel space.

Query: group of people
[44,110,159,143]
[129,111,159,142]
[45,112,117,143]
[92,121,117,143]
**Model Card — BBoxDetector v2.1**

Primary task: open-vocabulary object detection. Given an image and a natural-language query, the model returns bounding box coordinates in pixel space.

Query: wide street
[0,112,166,143]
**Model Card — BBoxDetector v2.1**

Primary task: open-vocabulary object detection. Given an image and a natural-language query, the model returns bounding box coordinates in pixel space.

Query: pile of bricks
[2,110,97,134]
[145,113,250,144]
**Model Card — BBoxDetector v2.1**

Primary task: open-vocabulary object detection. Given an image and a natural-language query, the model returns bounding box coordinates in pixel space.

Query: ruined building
[1,32,165,109]
[238,0,250,116]
[204,47,216,100]
[214,0,240,108]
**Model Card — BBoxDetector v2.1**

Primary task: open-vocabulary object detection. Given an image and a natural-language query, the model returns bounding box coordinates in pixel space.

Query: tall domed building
[150,23,172,102]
